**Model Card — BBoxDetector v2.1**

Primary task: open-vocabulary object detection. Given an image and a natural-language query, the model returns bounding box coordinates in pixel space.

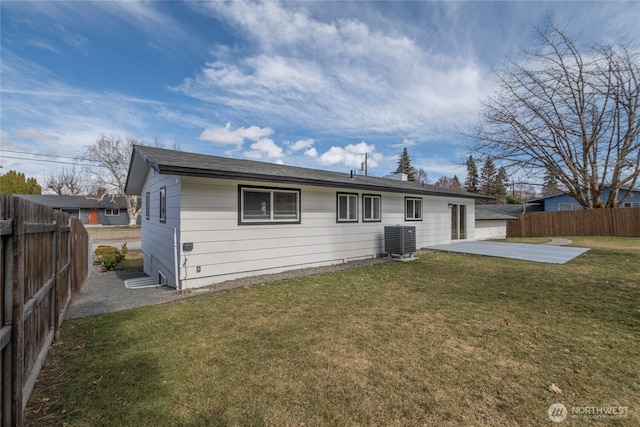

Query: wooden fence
[0,194,89,427]
[507,207,640,238]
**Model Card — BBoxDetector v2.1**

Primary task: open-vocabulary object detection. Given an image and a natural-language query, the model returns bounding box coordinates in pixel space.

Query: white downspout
[173,227,181,290]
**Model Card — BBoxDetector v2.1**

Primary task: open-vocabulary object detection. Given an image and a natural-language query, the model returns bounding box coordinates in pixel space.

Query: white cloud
[304,147,318,158]
[289,138,315,151]
[176,1,491,136]
[243,138,284,160]
[317,141,382,168]
[199,123,274,145]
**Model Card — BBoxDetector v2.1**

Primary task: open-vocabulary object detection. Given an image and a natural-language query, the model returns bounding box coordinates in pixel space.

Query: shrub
[100,253,123,270]
[121,242,128,256]
[94,245,124,270]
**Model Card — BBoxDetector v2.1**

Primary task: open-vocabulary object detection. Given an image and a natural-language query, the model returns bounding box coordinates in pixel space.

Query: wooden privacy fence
[0,194,89,427]
[507,207,640,238]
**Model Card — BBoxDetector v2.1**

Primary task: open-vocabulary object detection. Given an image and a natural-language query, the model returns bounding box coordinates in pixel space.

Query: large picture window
[405,197,423,221]
[337,193,358,222]
[362,194,381,222]
[159,186,166,223]
[239,186,300,224]
[105,208,120,216]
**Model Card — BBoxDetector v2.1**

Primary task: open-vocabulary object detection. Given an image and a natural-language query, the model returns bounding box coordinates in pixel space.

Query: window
[337,193,358,222]
[405,197,423,221]
[450,204,466,240]
[145,192,150,220]
[159,186,166,223]
[239,186,300,224]
[623,202,640,208]
[362,194,381,222]
[104,208,120,216]
[558,203,583,211]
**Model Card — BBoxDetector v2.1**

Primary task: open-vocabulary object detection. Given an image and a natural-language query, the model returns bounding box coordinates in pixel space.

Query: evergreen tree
[464,155,479,193]
[0,170,42,195]
[494,166,509,203]
[395,148,416,181]
[542,166,560,196]
[480,158,497,196]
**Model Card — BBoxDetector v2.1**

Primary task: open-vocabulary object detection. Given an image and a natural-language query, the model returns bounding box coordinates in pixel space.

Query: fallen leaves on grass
[548,383,563,394]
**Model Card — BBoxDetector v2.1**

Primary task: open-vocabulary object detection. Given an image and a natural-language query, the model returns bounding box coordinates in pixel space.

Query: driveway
[425,241,589,264]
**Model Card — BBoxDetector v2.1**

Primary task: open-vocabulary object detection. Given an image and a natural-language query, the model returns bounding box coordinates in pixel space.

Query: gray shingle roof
[475,204,523,220]
[17,195,128,209]
[126,145,493,200]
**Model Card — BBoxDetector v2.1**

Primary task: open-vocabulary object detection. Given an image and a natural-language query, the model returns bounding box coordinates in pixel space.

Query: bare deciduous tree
[46,167,85,195]
[466,19,640,208]
[84,136,141,226]
[434,175,462,190]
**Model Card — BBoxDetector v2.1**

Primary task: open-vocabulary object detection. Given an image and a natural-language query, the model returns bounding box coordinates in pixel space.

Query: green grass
[120,251,144,272]
[26,237,640,426]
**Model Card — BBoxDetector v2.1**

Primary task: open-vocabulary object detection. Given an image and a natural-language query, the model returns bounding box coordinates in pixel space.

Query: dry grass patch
[25,237,639,426]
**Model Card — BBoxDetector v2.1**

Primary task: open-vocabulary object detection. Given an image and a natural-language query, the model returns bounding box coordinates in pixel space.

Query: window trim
[145,192,150,220]
[238,185,301,225]
[104,208,120,217]
[362,194,382,222]
[405,197,423,221]
[159,186,166,223]
[336,192,359,223]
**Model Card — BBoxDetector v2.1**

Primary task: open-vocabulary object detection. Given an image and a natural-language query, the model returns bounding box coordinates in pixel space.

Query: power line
[0,155,96,167]
[0,149,97,163]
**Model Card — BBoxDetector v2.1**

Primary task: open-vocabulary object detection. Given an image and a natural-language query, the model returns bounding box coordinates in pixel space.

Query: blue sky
[1,1,638,187]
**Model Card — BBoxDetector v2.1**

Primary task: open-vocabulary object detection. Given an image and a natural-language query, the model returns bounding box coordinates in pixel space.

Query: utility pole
[361,153,368,176]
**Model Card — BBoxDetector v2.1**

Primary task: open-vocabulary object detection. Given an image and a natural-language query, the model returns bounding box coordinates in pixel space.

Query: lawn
[25,237,639,426]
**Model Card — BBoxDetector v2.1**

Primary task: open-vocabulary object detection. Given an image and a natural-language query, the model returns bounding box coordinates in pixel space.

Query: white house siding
[475,220,508,240]
[141,170,181,288]
[173,177,477,289]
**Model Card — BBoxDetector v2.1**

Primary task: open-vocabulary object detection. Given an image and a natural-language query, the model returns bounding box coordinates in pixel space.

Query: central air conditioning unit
[384,225,417,259]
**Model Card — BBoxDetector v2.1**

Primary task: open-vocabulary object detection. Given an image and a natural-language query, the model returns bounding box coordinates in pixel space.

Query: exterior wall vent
[384,226,416,258]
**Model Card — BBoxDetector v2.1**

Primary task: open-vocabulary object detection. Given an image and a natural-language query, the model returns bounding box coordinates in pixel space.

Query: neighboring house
[17,194,138,226]
[474,205,522,240]
[125,146,492,290]
[527,187,640,211]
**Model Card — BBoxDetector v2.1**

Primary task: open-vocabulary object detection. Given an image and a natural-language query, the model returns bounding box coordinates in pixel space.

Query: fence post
[11,197,24,427]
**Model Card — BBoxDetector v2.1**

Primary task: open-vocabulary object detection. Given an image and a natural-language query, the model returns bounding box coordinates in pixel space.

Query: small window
[105,208,120,216]
[337,193,358,222]
[405,197,423,221]
[558,203,583,211]
[159,187,166,223]
[363,194,381,222]
[239,186,300,224]
[145,192,150,220]
[623,202,640,208]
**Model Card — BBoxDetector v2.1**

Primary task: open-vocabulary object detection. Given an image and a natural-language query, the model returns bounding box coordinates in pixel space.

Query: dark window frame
[104,208,120,216]
[238,185,301,225]
[405,197,423,221]
[159,186,166,223]
[336,192,359,223]
[145,192,150,220]
[362,194,382,222]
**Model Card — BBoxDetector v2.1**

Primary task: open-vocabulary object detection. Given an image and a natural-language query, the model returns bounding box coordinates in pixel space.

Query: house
[16,194,138,226]
[125,146,491,290]
[474,205,522,240]
[527,187,640,211]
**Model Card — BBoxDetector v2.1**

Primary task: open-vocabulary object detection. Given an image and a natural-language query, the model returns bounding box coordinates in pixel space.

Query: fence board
[507,207,640,237]
[0,194,89,427]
